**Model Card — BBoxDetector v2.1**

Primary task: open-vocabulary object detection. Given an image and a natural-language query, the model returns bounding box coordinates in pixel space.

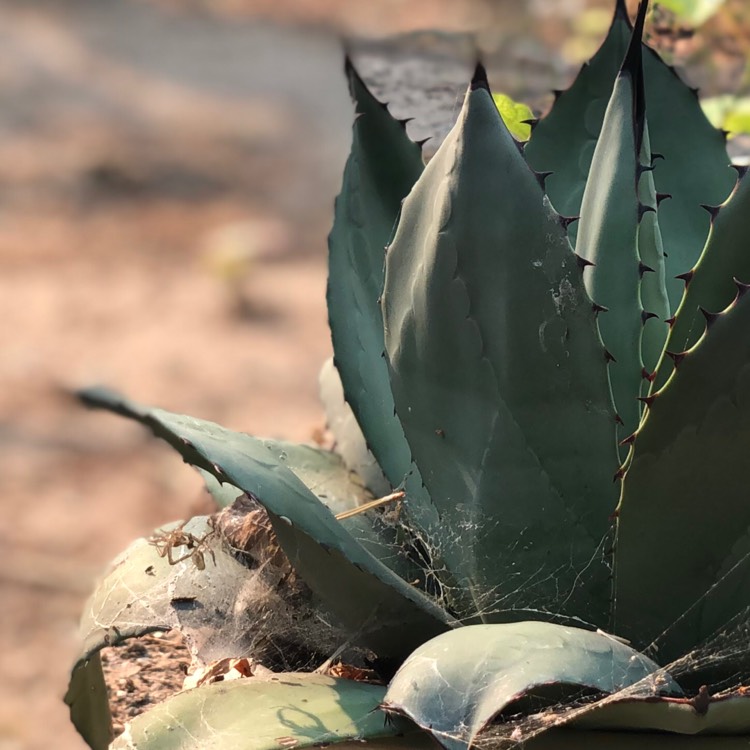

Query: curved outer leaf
[201,436,374,518]
[326,63,451,606]
[327,61,428,499]
[655,169,750,388]
[78,387,455,659]
[111,673,412,750]
[383,622,680,750]
[382,69,619,627]
[615,286,750,662]
[525,0,735,312]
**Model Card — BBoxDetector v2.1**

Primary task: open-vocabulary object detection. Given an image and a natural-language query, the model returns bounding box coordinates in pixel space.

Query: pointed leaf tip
[470,62,490,92]
[613,0,632,26]
[621,0,647,78]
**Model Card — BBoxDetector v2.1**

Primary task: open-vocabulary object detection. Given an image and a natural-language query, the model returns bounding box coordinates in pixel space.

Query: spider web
[335,492,750,747]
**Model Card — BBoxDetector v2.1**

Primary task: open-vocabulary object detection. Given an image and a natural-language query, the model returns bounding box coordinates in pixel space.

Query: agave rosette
[67,2,750,748]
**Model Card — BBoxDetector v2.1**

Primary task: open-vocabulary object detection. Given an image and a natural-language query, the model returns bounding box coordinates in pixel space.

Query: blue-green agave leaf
[327,61,427,497]
[576,3,669,442]
[326,62,447,597]
[383,622,679,750]
[524,0,632,221]
[654,169,750,388]
[111,673,412,750]
[382,67,619,627]
[575,6,649,442]
[78,387,455,659]
[525,0,735,312]
[615,285,750,663]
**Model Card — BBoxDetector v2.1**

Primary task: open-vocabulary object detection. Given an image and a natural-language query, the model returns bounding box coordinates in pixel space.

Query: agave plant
[67,1,750,748]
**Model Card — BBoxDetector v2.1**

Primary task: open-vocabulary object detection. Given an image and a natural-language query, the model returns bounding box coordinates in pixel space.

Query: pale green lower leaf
[383,622,680,750]
[111,674,411,750]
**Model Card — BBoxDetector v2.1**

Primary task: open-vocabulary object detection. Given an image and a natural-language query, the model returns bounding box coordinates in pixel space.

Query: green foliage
[110,674,412,750]
[655,0,727,26]
[702,94,750,136]
[491,92,534,140]
[68,1,750,749]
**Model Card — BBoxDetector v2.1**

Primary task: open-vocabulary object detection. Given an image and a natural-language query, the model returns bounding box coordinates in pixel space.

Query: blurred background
[1,1,748,748]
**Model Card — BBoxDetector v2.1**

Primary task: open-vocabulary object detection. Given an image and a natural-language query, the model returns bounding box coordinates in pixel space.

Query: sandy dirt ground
[1,2,747,748]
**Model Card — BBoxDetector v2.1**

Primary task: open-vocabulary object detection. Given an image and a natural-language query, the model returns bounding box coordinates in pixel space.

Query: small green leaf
[491,92,534,141]
[111,673,411,750]
[654,0,726,26]
[383,622,680,750]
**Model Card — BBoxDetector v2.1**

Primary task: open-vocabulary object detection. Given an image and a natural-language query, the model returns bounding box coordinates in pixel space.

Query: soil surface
[2,2,747,749]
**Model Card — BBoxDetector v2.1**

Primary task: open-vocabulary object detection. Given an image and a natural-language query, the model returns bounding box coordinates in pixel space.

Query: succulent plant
[67,1,750,748]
